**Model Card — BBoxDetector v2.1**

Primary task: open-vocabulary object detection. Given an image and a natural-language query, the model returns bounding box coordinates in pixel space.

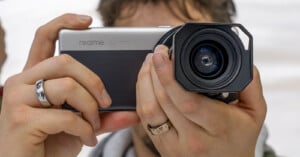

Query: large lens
[191,42,227,79]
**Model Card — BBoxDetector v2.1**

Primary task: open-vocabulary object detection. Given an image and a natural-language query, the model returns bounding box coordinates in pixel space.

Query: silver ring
[147,120,172,135]
[35,79,52,108]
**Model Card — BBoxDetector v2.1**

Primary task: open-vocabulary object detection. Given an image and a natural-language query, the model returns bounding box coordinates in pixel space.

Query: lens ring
[178,29,242,90]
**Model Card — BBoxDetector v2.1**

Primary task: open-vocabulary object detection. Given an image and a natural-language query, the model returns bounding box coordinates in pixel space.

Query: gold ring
[147,120,172,135]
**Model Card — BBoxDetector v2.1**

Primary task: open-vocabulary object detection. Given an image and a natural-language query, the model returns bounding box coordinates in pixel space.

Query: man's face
[113,1,212,153]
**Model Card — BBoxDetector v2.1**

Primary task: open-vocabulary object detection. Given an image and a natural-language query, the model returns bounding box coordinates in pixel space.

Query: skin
[0,14,139,157]
[0,2,267,157]
[117,2,267,157]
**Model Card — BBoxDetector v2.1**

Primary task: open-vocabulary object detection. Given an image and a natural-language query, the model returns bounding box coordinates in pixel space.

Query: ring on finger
[35,79,53,108]
[147,120,172,135]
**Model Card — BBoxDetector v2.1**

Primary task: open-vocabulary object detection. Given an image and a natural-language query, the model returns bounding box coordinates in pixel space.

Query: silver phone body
[59,27,172,111]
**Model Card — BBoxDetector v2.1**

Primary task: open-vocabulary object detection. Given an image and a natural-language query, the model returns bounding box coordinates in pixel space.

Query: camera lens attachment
[157,23,252,93]
[179,28,241,90]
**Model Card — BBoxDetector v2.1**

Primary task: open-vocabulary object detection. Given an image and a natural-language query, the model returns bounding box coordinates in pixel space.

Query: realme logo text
[79,40,104,46]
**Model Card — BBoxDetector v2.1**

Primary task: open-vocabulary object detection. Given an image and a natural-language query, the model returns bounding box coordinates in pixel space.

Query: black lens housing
[157,23,253,95]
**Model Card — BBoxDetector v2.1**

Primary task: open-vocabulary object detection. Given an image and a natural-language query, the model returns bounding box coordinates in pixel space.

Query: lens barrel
[168,23,253,93]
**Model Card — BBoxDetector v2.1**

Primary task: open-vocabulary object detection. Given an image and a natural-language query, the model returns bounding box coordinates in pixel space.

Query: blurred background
[0,0,299,156]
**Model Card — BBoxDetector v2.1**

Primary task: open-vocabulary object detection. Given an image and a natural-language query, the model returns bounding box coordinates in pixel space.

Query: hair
[0,22,7,70]
[97,0,236,26]
[0,22,5,52]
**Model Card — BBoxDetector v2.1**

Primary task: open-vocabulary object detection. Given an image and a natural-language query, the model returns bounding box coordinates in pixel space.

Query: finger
[31,108,97,146]
[22,54,111,108]
[24,13,92,70]
[47,78,101,131]
[150,59,199,132]
[136,53,168,127]
[136,53,179,155]
[152,45,229,131]
[238,66,267,121]
[14,78,101,131]
[150,55,211,155]
[150,60,193,156]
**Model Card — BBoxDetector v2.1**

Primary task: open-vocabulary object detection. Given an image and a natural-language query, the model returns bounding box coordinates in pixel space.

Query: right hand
[135,46,266,157]
[0,14,139,157]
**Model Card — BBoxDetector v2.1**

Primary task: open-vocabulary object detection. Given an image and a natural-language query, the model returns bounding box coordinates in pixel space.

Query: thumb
[238,66,267,121]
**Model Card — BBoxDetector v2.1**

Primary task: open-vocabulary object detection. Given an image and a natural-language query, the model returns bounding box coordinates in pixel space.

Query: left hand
[136,45,267,157]
[0,14,139,157]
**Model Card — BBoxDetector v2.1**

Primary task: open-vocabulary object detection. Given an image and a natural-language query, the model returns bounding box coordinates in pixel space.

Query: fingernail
[143,53,152,65]
[101,90,112,107]
[153,53,166,69]
[154,45,168,53]
[77,15,91,22]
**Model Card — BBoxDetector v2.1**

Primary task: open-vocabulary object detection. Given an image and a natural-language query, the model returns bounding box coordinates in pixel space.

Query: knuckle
[138,102,159,119]
[89,76,104,90]
[60,13,78,25]
[34,25,47,39]
[3,74,19,88]
[80,98,98,114]
[61,13,77,20]
[63,110,79,124]
[8,106,31,128]
[85,100,98,112]
[2,75,23,106]
[55,54,74,67]
[61,77,79,92]
[2,90,18,108]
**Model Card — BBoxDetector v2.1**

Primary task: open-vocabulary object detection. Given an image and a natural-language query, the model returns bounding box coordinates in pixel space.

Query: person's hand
[0,14,139,157]
[136,45,267,157]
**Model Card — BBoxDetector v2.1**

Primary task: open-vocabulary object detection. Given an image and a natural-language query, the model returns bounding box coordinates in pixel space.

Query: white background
[0,0,300,157]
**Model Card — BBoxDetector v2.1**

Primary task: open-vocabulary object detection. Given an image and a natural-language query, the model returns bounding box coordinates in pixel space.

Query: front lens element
[191,43,227,79]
